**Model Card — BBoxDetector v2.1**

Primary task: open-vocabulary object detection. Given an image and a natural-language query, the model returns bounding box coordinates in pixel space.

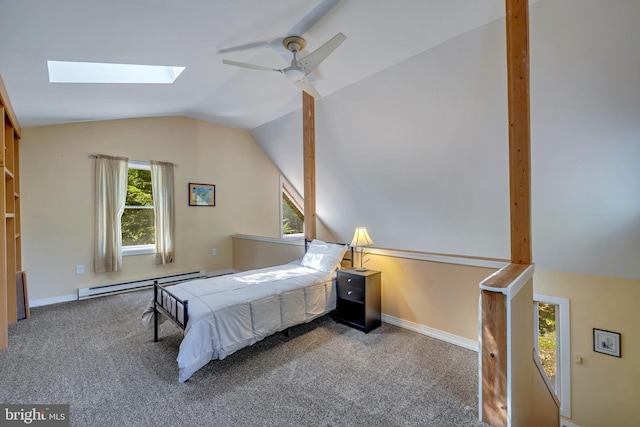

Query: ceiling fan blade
[218,40,272,54]
[287,0,340,38]
[295,77,321,98]
[298,32,346,75]
[222,59,280,73]
[218,0,341,56]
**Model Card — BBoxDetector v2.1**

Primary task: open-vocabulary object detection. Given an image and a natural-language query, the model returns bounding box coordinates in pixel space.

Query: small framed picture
[593,328,621,357]
[189,183,216,206]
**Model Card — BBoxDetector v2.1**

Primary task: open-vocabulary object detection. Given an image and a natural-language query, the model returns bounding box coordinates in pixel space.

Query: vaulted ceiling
[0,0,511,129]
[1,0,639,279]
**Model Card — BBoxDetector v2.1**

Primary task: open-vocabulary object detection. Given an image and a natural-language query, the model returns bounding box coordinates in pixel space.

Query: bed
[146,239,351,382]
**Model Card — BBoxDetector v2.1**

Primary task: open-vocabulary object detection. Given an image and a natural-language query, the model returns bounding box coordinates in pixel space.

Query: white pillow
[301,240,348,273]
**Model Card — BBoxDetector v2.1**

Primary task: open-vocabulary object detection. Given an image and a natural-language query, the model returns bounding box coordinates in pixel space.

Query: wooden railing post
[480,0,533,423]
[481,290,508,424]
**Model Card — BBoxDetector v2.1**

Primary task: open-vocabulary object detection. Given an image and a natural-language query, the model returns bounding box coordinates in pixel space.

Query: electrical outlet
[211,248,217,256]
[75,264,84,275]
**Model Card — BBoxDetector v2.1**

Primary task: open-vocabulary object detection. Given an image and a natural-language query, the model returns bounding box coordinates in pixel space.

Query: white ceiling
[0,0,511,130]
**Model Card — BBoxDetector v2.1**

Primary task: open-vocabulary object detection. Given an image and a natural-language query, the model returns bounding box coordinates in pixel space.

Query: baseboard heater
[78,270,206,300]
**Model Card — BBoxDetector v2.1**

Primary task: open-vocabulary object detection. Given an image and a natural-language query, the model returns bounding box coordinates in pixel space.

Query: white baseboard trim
[29,269,235,308]
[382,314,478,352]
[30,294,78,308]
[206,268,235,277]
[561,419,581,427]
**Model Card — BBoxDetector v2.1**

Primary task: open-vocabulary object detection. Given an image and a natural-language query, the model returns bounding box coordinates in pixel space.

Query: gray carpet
[0,289,485,426]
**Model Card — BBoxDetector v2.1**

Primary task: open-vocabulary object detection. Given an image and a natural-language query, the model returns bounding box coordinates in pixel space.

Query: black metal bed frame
[153,282,189,342]
[152,239,353,342]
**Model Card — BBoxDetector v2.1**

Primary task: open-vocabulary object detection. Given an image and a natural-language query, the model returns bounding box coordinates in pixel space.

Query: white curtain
[150,160,175,264]
[94,155,128,272]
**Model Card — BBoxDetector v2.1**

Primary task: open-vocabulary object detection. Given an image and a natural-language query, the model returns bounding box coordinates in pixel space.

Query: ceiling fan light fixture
[284,67,305,81]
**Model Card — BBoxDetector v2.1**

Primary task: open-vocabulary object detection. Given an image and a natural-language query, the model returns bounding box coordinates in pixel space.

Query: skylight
[47,61,185,84]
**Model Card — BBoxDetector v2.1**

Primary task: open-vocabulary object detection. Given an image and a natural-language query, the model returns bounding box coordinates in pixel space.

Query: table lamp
[350,227,374,271]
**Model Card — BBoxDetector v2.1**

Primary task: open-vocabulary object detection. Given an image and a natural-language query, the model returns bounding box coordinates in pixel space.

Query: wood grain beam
[302,92,316,241]
[506,0,532,264]
[481,263,528,290]
[480,0,532,424]
[482,290,508,426]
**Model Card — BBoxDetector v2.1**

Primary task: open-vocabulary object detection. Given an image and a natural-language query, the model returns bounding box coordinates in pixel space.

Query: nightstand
[334,268,381,333]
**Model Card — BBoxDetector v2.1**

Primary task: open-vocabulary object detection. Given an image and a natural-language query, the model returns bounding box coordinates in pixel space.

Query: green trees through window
[122,167,155,246]
[534,294,571,418]
[281,179,303,237]
[537,302,557,388]
[282,191,303,235]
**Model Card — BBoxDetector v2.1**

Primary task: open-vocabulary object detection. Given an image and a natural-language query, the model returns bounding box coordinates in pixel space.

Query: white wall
[253,17,511,260]
[252,0,640,279]
[530,0,640,278]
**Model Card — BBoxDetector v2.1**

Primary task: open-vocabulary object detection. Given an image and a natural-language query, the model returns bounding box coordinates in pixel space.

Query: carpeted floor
[0,289,486,426]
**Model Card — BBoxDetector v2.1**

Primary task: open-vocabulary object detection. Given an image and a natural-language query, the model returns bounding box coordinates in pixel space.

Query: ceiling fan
[218,0,340,56]
[221,32,346,98]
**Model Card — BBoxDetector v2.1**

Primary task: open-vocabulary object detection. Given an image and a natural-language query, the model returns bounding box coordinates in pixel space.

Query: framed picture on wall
[189,183,216,206]
[593,328,621,357]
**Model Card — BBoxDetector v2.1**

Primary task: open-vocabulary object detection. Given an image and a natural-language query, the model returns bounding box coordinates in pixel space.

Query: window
[536,302,558,385]
[122,162,155,255]
[280,177,303,237]
[534,294,571,418]
[47,61,185,84]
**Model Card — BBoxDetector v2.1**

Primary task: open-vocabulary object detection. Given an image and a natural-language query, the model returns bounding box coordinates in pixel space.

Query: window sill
[281,233,304,240]
[122,245,155,256]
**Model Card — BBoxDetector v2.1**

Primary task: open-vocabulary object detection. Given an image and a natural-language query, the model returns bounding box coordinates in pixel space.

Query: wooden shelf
[1,72,23,349]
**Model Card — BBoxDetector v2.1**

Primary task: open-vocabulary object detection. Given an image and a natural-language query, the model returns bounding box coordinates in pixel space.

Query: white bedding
[158,263,337,382]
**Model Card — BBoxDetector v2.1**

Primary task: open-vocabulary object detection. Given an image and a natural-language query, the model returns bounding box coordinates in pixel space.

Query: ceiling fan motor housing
[283,36,306,52]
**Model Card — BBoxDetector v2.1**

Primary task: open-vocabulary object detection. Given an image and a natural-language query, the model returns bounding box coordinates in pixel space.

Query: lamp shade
[350,227,374,247]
